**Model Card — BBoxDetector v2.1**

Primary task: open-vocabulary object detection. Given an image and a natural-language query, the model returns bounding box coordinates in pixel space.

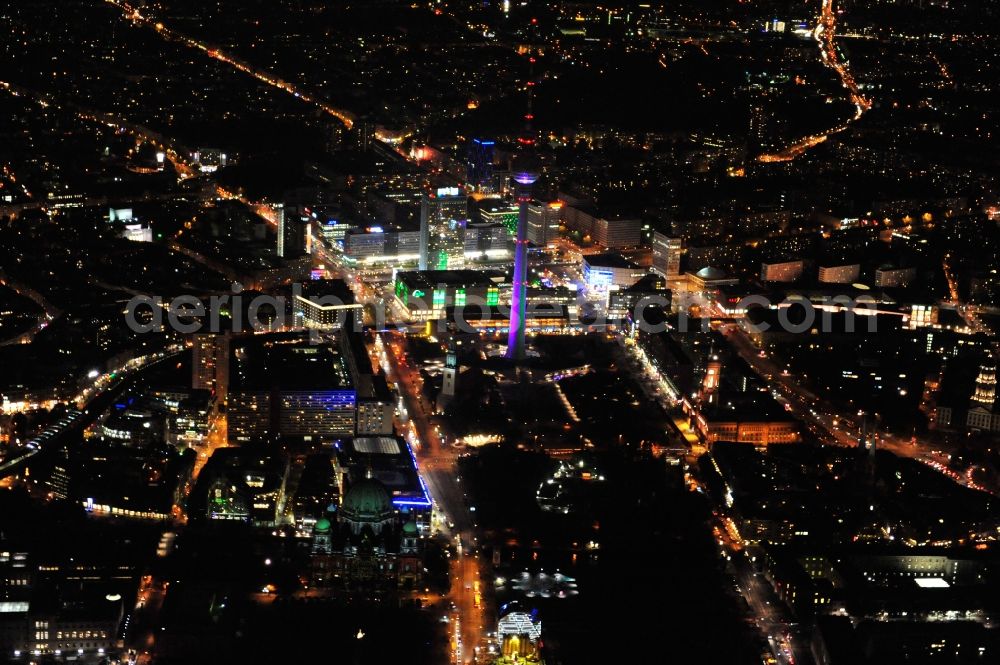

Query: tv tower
[506,44,540,362]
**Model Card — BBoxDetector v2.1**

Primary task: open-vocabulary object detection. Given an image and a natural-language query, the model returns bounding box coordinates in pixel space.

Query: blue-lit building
[227,335,357,443]
[582,252,646,293]
[467,138,496,191]
[335,436,432,529]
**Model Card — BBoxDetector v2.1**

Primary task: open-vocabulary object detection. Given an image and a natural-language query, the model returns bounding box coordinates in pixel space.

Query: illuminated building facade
[342,228,421,266]
[277,203,310,259]
[392,270,503,321]
[480,204,519,235]
[443,305,579,335]
[966,364,1000,433]
[193,147,227,172]
[651,232,682,279]
[496,608,543,665]
[560,205,641,249]
[419,188,469,270]
[582,253,646,294]
[226,336,357,443]
[192,333,230,400]
[592,215,641,249]
[875,266,917,288]
[527,201,562,247]
[356,399,394,436]
[464,222,512,261]
[309,435,432,590]
[818,263,861,284]
[467,138,495,191]
[293,280,364,330]
[694,411,800,445]
[908,304,939,329]
[761,260,804,283]
[686,266,739,292]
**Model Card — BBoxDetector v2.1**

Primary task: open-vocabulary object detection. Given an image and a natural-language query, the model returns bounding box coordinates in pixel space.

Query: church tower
[438,341,458,412]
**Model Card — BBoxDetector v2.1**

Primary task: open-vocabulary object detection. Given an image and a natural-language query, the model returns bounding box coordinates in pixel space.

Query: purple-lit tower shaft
[506,172,537,361]
[507,36,540,362]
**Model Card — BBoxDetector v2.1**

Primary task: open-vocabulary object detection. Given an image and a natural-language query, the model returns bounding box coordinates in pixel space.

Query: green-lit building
[479,204,520,235]
[392,270,505,321]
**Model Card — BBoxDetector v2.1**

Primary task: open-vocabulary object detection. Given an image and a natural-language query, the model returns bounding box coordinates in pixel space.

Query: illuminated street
[2,1,1000,663]
[758,0,870,163]
[377,331,487,663]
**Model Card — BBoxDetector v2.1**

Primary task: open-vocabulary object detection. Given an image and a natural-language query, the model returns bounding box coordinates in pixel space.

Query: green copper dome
[342,478,393,523]
[314,517,331,533]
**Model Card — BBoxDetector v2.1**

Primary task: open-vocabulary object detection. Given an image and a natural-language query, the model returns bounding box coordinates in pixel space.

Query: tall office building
[278,204,310,259]
[592,215,641,249]
[353,115,376,152]
[419,187,469,270]
[466,138,495,191]
[561,204,640,249]
[464,222,511,261]
[748,86,769,154]
[192,333,230,401]
[527,201,562,246]
[746,78,788,165]
[651,232,682,278]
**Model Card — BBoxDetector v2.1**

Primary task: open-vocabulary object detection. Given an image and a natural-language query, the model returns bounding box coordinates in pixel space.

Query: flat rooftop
[295,279,356,303]
[396,270,505,290]
[230,336,352,391]
[338,436,430,508]
[584,252,640,269]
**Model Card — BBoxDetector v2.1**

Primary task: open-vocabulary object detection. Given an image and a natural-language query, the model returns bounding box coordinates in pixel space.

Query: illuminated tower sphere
[506,154,539,362]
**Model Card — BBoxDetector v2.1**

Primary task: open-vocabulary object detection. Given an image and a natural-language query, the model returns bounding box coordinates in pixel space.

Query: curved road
[758,0,872,163]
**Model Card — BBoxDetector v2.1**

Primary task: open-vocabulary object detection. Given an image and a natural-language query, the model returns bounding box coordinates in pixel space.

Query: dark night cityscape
[1,0,1000,663]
